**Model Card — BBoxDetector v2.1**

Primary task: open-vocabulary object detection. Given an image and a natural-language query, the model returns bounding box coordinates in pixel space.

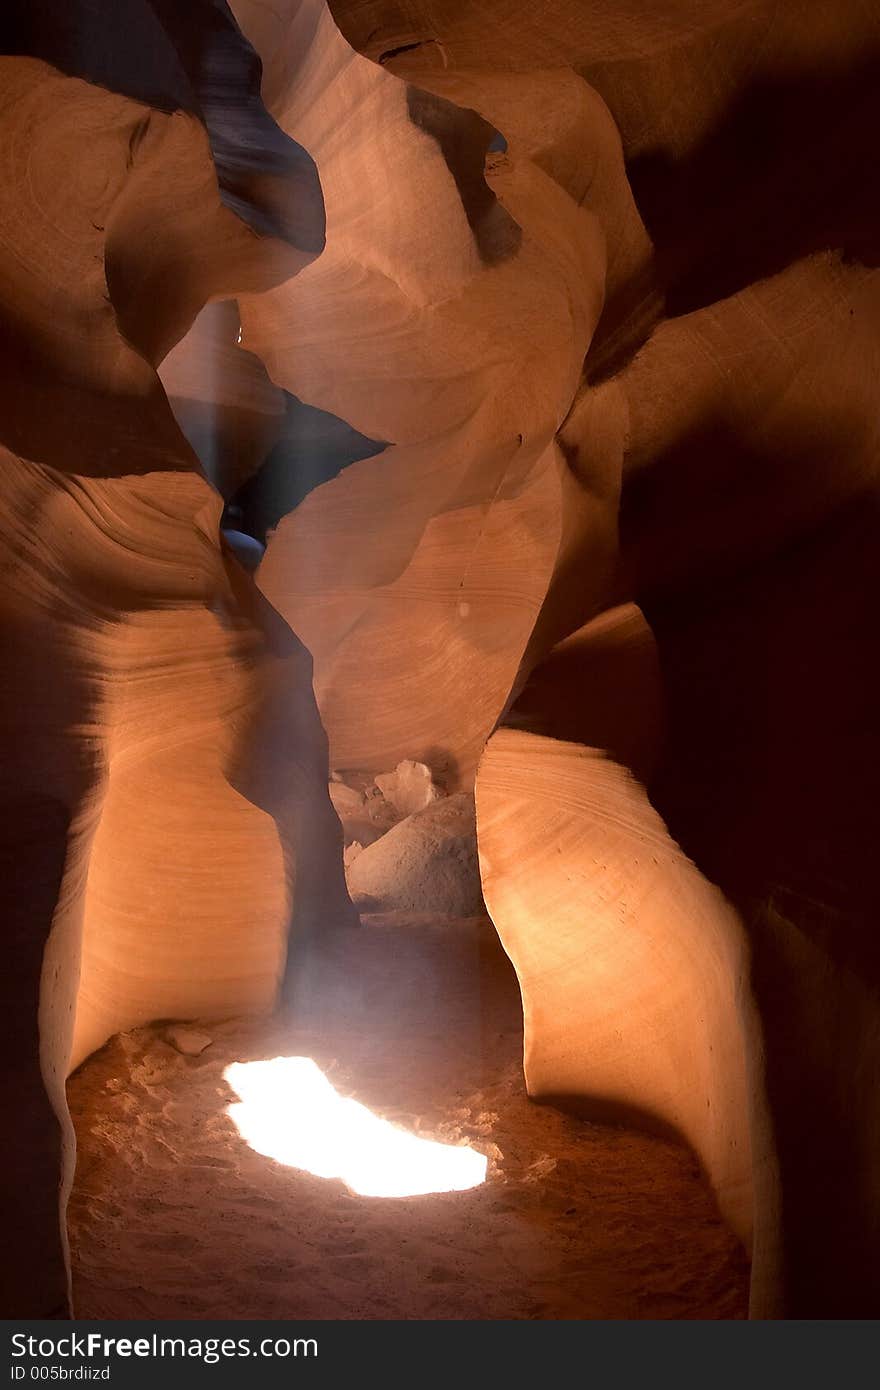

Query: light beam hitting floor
[225,1057,488,1198]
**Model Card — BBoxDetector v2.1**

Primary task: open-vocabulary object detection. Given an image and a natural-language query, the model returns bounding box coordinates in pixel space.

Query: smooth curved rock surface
[231,0,630,784]
[319,0,880,1318]
[4,0,880,1325]
[0,29,344,1317]
[476,729,756,1247]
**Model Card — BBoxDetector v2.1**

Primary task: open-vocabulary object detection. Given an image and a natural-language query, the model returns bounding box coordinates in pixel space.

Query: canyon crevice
[2,0,878,1320]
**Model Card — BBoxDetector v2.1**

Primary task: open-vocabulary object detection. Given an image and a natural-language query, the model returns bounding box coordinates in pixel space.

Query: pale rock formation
[332,761,457,903]
[328,780,367,820]
[343,840,365,872]
[347,793,483,916]
[329,760,442,848]
[374,760,443,819]
[329,775,398,847]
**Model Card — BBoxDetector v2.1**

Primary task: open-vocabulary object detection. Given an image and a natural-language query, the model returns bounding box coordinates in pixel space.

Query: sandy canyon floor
[67,913,748,1319]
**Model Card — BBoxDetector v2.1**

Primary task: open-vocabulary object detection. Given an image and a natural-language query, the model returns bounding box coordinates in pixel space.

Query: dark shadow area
[620,404,874,603]
[618,399,880,964]
[219,546,361,962]
[626,56,880,318]
[584,52,880,385]
[147,0,325,251]
[746,888,880,1317]
[0,361,202,481]
[1,0,195,111]
[406,87,521,265]
[419,746,462,794]
[1,0,324,253]
[505,610,662,788]
[583,261,664,386]
[225,393,387,544]
[0,797,72,1318]
[160,300,287,501]
[637,488,880,987]
[631,489,880,1314]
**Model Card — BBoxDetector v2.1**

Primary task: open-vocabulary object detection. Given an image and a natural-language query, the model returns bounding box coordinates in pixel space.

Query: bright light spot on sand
[224,1057,487,1198]
[235,327,242,345]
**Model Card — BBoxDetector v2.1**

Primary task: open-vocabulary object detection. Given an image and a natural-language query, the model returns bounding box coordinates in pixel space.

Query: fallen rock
[343,840,364,871]
[346,792,483,916]
[328,781,365,818]
[374,759,443,819]
[164,1027,214,1057]
[328,774,399,846]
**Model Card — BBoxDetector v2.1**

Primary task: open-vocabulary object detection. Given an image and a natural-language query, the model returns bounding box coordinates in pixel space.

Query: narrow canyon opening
[68,323,750,1313]
[3,0,880,1328]
[67,910,749,1319]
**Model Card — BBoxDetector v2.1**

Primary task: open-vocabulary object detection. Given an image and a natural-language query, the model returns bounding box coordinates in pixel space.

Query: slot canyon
[2,0,879,1323]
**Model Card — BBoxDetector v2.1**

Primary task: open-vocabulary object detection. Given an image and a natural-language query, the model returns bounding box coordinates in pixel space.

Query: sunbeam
[225,1057,487,1198]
